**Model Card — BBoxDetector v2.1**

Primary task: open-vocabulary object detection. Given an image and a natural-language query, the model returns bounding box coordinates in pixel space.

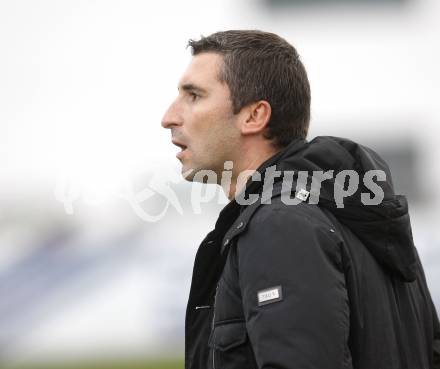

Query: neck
[221,141,280,201]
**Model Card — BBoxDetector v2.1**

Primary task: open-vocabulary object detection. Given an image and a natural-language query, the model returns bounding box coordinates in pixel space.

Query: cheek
[188,110,215,139]
[187,101,237,149]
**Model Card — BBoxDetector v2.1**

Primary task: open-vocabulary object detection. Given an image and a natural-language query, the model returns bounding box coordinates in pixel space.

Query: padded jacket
[184,136,440,369]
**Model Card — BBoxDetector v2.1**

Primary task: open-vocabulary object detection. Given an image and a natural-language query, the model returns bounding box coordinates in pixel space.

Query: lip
[172,139,188,159]
[172,139,187,150]
[176,149,186,160]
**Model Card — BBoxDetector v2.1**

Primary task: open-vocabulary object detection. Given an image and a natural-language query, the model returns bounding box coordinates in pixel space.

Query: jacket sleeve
[236,205,350,369]
[432,297,440,369]
[414,247,440,369]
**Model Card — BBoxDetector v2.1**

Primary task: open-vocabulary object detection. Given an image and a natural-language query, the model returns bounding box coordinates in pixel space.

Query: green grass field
[0,358,183,369]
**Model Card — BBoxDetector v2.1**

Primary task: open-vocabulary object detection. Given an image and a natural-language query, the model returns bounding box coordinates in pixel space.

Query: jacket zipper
[211,284,219,369]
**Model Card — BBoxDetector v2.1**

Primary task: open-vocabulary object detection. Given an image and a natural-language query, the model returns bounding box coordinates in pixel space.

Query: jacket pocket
[208,320,256,369]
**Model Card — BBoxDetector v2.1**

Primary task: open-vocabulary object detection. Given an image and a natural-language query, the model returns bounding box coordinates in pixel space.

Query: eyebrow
[179,83,207,94]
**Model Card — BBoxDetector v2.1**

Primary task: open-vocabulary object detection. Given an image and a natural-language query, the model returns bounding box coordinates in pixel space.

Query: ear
[239,100,272,136]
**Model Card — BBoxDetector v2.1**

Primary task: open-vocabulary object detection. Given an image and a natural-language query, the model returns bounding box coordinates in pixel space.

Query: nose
[161,99,183,129]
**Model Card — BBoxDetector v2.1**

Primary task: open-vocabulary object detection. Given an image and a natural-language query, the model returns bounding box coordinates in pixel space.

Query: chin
[181,164,218,184]
[180,163,201,182]
[182,169,196,182]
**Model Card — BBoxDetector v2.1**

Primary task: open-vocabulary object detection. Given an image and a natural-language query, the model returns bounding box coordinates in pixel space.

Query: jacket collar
[217,138,307,253]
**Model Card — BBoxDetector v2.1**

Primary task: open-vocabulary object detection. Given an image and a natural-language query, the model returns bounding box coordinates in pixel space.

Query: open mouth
[173,141,187,151]
[172,140,188,158]
[176,143,187,151]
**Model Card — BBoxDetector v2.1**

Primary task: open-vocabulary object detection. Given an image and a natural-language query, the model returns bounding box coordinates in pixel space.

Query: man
[161,30,440,369]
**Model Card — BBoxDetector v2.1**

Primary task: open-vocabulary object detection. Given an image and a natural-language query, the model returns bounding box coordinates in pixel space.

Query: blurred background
[1,0,439,368]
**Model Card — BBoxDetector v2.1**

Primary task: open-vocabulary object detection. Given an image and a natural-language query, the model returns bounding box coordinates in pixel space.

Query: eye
[189,92,200,102]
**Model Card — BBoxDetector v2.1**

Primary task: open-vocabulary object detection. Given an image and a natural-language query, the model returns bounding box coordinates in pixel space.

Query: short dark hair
[188,30,311,148]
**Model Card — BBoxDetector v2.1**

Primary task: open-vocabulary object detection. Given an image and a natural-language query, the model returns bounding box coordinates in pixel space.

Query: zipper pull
[195,305,211,310]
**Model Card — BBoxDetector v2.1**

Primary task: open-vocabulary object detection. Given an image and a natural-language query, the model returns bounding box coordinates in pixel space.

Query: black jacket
[184,136,440,369]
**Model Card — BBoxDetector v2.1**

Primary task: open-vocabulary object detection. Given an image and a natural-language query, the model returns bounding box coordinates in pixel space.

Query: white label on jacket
[257,286,283,306]
[296,188,309,202]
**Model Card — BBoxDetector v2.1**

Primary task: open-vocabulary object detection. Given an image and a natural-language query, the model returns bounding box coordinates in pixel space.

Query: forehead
[178,52,224,89]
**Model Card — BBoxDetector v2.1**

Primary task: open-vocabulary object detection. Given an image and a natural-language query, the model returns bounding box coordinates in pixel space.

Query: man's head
[162,30,311,183]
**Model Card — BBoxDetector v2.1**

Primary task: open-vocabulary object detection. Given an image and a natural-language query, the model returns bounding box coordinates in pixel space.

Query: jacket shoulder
[250,196,337,234]
[234,198,344,271]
